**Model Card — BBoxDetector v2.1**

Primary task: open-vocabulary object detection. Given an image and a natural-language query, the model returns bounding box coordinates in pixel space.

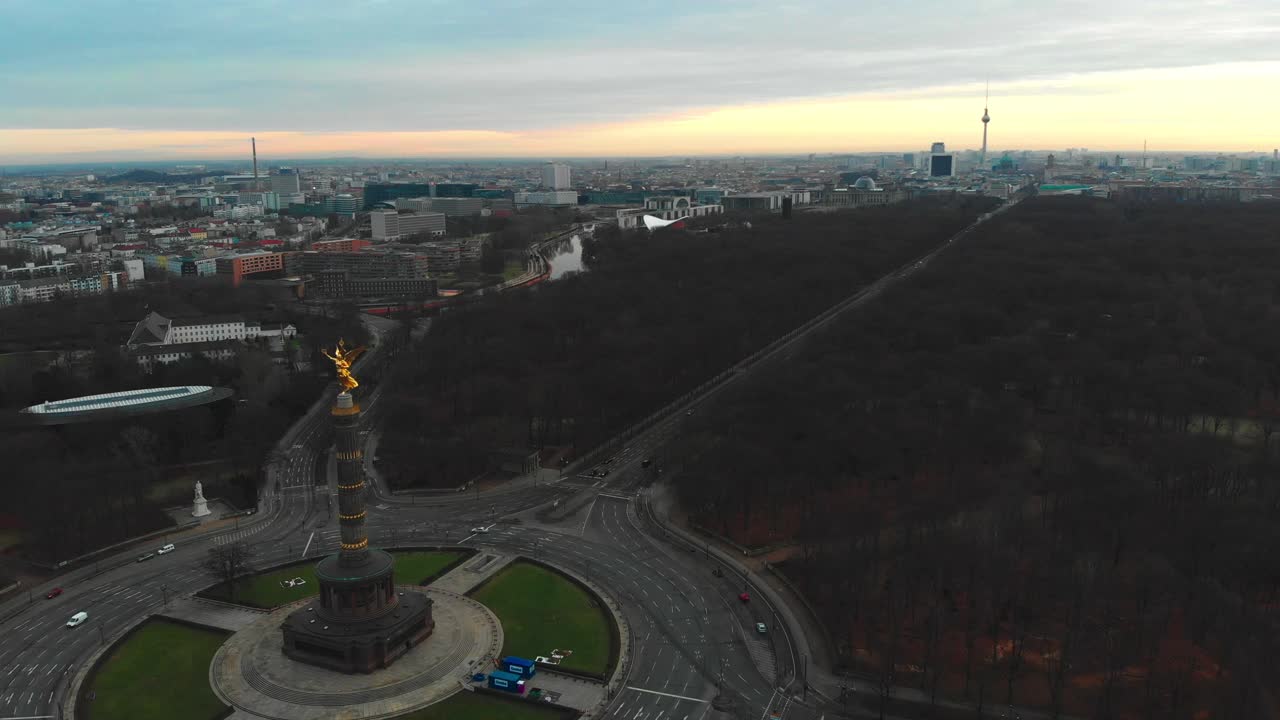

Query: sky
[1,0,1278,162]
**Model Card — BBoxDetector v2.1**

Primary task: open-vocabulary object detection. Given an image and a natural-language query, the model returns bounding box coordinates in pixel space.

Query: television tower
[980,81,990,169]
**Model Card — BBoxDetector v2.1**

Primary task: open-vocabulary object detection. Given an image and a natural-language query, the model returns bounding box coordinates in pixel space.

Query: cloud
[0,0,1276,155]
[3,61,1278,162]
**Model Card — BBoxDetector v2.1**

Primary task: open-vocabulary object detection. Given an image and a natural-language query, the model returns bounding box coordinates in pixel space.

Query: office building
[286,249,430,280]
[542,163,571,190]
[432,183,478,198]
[215,252,286,286]
[930,153,956,177]
[396,197,485,217]
[313,238,372,253]
[616,197,723,229]
[514,191,578,208]
[370,210,447,241]
[363,183,433,209]
[312,270,438,299]
[719,190,811,214]
[930,142,946,154]
[272,168,302,194]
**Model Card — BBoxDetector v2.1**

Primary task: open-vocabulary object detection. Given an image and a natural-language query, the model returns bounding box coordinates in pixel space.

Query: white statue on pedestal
[192,480,211,518]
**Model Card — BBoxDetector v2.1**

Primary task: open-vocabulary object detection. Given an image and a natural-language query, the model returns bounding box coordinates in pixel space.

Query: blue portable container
[502,655,537,678]
[487,670,525,693]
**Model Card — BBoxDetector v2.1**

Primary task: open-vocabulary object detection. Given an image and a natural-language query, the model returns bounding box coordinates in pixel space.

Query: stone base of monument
[281,549,434,674]
[165,500,231,526]
[211,587,502,720]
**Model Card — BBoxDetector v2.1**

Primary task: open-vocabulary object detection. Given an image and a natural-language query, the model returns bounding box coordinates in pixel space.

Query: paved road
[0,203,1019,720]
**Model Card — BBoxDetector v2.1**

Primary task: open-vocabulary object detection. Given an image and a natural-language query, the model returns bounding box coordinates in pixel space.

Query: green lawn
[470,561,613,676]
[395,549,469,584]
[397,690,574,720]
[503,260,528,281]
[201,550,467,609]
[84,618,228,720]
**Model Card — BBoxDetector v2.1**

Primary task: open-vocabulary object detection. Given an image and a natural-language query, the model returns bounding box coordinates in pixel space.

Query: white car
[66,611,88,628]
[157,543,176,555]
[755,622,768,634]
[470,525,493,534]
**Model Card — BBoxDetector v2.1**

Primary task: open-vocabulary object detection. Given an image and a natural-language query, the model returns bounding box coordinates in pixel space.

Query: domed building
[852,176,878,191]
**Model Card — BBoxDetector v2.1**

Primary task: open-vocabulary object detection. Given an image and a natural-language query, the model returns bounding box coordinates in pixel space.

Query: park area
[82,618,228,720]
[398,690,575,720]
[200,549,468,608]
[470,561,613,676]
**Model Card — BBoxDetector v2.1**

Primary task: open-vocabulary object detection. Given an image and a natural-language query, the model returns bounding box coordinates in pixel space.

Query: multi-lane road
[0,203,1017,720]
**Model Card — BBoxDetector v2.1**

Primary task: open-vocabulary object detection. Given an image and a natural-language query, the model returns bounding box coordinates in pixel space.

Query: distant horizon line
[4,148,1275,173]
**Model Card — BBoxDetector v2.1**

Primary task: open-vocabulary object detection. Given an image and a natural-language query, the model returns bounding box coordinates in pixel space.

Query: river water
[547,234,586,279]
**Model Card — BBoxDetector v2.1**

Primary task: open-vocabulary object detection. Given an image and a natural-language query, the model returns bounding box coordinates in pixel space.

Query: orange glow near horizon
[3,63,1277,162]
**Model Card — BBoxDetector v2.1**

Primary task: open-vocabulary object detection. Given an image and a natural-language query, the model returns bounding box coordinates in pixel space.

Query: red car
[46,587,64,599]
[739,592,750,603]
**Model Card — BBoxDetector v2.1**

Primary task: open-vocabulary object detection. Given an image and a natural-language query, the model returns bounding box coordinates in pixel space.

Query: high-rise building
[541,162,571,190]
[930,153,955,177]
[930,142,946,154]
[272,168,301,194]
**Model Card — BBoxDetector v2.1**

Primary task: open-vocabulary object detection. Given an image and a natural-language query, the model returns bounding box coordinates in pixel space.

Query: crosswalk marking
[745,637,776,684]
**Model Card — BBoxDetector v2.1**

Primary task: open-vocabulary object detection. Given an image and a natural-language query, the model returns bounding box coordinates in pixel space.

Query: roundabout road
[0,326,811,720]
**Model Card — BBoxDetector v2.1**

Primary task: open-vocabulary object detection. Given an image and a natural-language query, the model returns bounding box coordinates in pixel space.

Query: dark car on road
[46,587,64,599]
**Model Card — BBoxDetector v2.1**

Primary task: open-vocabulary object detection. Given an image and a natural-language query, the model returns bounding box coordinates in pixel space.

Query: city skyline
[3,0,1278,162]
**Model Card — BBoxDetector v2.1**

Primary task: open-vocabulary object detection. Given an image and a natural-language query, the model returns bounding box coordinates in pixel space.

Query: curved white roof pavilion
[19,386,233,425]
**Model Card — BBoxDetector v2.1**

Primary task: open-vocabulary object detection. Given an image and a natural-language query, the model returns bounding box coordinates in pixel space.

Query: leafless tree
[204,542,257,601]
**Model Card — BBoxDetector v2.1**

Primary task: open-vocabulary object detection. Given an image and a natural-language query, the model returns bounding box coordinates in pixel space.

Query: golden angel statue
[322,339,366,392]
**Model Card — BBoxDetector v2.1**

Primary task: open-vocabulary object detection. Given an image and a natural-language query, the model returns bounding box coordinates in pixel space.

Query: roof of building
[127,310,171,345]
[170,315,246,327]
[16,385,233,425]
[128,339,242,357]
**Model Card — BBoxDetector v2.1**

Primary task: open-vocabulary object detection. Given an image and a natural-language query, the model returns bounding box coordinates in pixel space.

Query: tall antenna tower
[251,137,259,191]
[980,81,991,169]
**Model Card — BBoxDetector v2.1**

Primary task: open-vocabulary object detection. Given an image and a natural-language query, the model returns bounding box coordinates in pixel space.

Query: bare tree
[205,542,257,601]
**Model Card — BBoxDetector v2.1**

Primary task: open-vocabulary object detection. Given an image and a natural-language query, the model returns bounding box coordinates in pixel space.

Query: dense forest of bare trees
[669,197,1280,719]
[376,196,997,489]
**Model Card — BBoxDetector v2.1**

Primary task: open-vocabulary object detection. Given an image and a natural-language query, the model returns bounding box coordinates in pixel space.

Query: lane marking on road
[302,531,315,558]
[0,715,56,720]
[578,496,599,536]
[625,687,707,703]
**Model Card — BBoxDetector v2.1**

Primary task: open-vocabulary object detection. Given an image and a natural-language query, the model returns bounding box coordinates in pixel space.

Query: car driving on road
[136,552,155,563]
[66,611,88,628]
[46,587,63,599]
